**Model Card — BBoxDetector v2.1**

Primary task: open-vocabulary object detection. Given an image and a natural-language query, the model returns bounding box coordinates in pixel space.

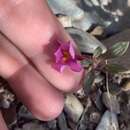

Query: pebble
[94,72,104,84]
[90,0,100,6]
[99,0,111,6]
[48,0,130,34]
[89,112,101,123]
[18,105,35,120]
[57,113,70,130]
[77,98,101,130]
[0,93,15,109]
[47,0,84,19]
[58,16,72,28]
[0,99,10,108]
[76,88,86,98]
[47,120,57,129]
[0,81,15,109]
[90,26,104,36]
[58,14,94,31]
[122,80,130,91]
[64,94,84,122]
[47,0,95,31]
[102,92,120,114]
[96,111,119,130]
[72,13,95,31]
[2,106,17,126]
[0,87,4,93]
[91,90,104,111]
[15,123,46,130]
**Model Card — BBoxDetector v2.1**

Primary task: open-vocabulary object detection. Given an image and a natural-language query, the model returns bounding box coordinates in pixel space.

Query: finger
[0,112,8,130]
[0,0,83,92]
[0,33,64,121]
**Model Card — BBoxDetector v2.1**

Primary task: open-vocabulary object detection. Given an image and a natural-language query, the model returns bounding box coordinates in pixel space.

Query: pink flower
[53,41,82,72]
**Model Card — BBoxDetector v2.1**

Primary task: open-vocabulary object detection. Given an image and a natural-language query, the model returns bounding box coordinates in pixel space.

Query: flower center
[62,51,70,62]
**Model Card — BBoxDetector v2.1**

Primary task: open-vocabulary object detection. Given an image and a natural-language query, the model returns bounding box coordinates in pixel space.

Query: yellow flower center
[62,51,70,62]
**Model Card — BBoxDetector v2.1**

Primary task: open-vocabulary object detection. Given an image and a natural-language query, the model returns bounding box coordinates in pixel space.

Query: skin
[0,0,83,129]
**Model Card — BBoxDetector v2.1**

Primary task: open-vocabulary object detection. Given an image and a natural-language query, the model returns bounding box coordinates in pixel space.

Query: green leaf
[83,70,95,95]
[102,41,129,59]
[93,47,103,58]
[111,41,129,56]
[105,64,127,73]
[81,60,93,68]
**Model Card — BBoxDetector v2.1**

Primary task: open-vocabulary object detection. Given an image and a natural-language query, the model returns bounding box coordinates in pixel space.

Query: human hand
[0,0,83,129]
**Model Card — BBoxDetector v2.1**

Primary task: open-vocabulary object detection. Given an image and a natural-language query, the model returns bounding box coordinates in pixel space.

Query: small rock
[102,92,120,114]
[57,14,94,31]
[122,80,130,91]
[112,74,122,84]
[128,0,130,7]
[120,71,130,79]
[47,0,96,31]
[64,94,84,122]
[96,111,119,130]
[18,105,35,120]
[57,113,70,130]
[77,98,101,130]
[91,90,104,111]
[47,0,84,19]
[15,123,45,130]
[90,0,100,6]
[94,72,104,84]
[0,87,4,93]
[2,106,17,126]
[90,26,104,36]
[0,99,10,108]
[47,120,57,129]
[90,112,101,123]
[0,93,15,109]
[76,88,86,98]
[72,13,95,31]
[99,0,111,6]
[108,82,121,95]
[58,16,72,28]
[0,78,15,109]
[67,28,107,54]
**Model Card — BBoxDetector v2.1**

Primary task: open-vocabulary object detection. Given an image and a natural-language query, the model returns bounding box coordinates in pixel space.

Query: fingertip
[59,69,83,92]
[29,92,64,121]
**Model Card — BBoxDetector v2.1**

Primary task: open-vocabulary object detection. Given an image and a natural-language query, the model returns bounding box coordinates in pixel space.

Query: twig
[105,60,112,112]
[105,60,117,130]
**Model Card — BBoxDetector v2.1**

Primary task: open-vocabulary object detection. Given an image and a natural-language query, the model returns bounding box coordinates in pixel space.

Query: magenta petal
[69,43,75,59]
[61,43,69,51]
[69,61,82,72]
[53,40,82,72]
[57,40,63,45]
[53,63,66,72]
[54,48,63,63]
